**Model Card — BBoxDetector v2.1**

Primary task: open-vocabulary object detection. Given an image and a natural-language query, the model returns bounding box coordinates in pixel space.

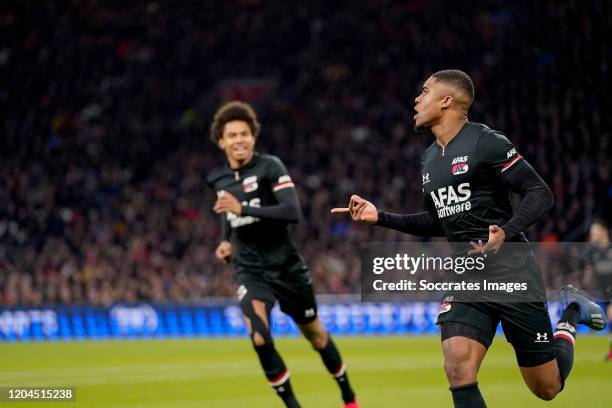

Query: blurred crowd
[1,0,611,305]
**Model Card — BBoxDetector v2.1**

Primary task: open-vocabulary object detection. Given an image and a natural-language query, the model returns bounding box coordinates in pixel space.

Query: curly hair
[210,101,261,143]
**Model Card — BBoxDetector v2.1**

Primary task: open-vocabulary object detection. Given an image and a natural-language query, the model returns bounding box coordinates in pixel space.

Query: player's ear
[441,95,453,109]
[218,138,226,150]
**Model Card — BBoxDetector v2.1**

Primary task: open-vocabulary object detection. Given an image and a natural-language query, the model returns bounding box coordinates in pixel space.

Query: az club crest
[452,163,469,175]
[439,295,454,315]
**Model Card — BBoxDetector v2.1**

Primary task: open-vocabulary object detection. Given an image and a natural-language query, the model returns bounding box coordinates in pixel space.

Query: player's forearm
[501,185,554,239]
[500,164,554,239]
[375,210,446,237]
[240,201,300,223]
[220,215,231,241]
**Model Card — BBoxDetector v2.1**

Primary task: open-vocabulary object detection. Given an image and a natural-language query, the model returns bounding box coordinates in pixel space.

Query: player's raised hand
[468,225,506,255]
[330,195,378,224]
[213,191,242,215]
[214,240,233,263]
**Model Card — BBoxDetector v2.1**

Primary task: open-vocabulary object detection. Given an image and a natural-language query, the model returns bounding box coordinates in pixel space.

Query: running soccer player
[207,101,358,408]
[332,70,606,406]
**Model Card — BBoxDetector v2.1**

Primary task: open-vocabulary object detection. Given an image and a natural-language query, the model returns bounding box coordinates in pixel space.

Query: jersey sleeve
[375,194,446,237]
[266,156,296,198]
[478,130,554,239]
[240,156,301,223]
[478,131,524,175]
[220,214,232,241]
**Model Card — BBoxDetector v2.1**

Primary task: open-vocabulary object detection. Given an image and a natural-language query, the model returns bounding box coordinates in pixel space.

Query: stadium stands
[1,0,610,305]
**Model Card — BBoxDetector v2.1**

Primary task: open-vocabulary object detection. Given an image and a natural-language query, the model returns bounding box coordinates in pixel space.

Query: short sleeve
[478,131,524,175]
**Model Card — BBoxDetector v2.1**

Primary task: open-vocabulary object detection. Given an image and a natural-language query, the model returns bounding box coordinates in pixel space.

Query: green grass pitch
[1,335,610,407]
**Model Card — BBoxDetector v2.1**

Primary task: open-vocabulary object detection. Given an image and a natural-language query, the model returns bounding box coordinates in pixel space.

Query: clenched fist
[215,240,233,263]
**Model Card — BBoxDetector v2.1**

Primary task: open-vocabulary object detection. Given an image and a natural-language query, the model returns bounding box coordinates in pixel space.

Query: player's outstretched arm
[331,195,445,237]
[376,210,446,237]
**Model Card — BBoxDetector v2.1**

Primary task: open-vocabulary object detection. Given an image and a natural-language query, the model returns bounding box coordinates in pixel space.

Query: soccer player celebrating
[207,101,358,408]
[332,70,606,407]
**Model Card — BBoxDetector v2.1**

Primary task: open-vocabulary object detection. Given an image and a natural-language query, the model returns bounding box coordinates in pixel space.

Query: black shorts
[437,298,555,367]
[236,264,317,325]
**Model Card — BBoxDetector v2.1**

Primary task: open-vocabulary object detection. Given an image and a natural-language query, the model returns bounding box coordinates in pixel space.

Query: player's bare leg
[516,301,576,401]
[242,299,301,408]
[299,317,358,407]
[518,361,561,400]
[519,285,609,400]
[441,335,488,407]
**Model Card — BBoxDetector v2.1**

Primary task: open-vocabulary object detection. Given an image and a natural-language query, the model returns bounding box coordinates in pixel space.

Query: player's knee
[305,331,328,350]
[250,323,273,346]
[248,317,273,346]
[531,384,559,401]
[528,378,561,401]
[536,390,557,401]
[299,321,328,350]
[251,331,269,347]
[444,356,478,385]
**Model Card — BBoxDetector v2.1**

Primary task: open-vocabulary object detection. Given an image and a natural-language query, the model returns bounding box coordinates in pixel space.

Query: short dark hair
[432,69,475,107]
[210,101,261,143]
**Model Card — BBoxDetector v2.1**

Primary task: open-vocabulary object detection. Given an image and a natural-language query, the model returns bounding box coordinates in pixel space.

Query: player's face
[413,76,449,131]
[219,120,255,164]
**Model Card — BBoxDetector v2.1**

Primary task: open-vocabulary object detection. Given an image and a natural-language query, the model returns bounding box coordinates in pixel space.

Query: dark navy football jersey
[421,122,550,299]
[421,122,527,244]
[206,153,305,270]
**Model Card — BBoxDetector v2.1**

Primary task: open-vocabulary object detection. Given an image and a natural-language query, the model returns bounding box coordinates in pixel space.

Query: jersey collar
[436,122,469,153]
[225,152,259,175]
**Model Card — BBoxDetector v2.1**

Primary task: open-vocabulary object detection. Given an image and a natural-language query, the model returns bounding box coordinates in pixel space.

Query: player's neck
[431,117,467,147]
[227,152,254,169]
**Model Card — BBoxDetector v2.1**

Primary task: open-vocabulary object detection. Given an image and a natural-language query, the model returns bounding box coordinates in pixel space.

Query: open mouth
[233,145,248,154]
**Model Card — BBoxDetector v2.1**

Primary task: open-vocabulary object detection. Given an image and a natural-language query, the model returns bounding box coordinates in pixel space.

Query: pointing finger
[330,207,350,214]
